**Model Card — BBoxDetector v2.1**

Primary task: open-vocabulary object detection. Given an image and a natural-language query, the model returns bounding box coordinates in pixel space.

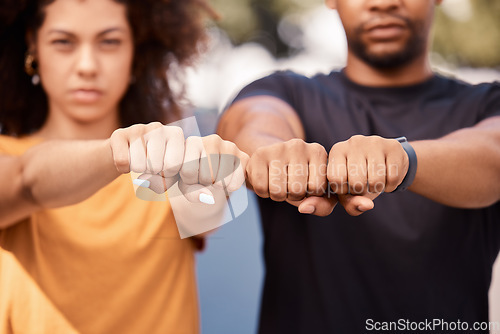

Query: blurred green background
[208,0,500,68]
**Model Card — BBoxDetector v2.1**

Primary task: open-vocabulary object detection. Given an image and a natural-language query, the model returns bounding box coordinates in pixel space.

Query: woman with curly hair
[0,0,247,333]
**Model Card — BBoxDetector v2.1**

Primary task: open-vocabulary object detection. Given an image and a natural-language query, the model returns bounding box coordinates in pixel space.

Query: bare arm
[0,139,119,229]
[217,95,306,154]
[410,116,500,208]
[327,116,500,211]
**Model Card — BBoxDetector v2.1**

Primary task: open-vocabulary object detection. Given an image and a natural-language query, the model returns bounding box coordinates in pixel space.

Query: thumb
[337,194,375,216]
[287,196,338,217]
[178,180,216,205]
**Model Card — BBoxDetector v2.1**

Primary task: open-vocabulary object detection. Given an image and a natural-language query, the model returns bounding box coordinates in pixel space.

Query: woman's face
[34,0,133,125]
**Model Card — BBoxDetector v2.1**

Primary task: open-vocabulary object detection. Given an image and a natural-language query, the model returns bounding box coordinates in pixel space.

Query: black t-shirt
[229,70,500,334]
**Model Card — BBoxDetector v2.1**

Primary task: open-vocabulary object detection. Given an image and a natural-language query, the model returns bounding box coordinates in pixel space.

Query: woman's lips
[71,89,103,103]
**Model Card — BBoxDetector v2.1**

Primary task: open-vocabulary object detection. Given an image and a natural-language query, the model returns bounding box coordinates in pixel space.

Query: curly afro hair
[0,0,216,136]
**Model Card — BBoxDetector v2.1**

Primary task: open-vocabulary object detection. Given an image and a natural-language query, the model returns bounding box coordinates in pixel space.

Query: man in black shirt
[217,0,500,333]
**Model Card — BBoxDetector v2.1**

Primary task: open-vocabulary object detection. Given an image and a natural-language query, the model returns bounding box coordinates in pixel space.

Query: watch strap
[393,136,417,192]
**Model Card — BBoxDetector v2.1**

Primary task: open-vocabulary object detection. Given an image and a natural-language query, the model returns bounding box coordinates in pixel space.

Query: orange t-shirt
[0,135,199,334]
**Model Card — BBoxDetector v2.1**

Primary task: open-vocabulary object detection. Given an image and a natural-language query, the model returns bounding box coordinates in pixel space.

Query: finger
[269,161,287,202]
[224,151,249,193]
[214,141,243,190]
[129,133,147,173]
[247,159,270,198]
[214,152,234,188]
[144,127,167,175]
[367,153,386,193]
[287,160,308,201]
[219,148,249,193]
[327,148,348,195]
[163,126,185,178]
[178,180,215,204]
[347,154,368,195]
[385,147,408,193]
[110,129,131,174]
[198,138,219,186]
[287,196,338,217]
[337,194,375,216]
[308,145,328,196]
[180,136,202,185]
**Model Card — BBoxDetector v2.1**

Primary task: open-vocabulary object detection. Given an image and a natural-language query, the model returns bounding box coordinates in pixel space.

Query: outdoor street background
[187,1,500,333]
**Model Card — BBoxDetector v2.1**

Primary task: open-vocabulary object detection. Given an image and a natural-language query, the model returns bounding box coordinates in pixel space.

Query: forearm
[217,96,305,156]
[409,117,500,208]
[21,139,120,209]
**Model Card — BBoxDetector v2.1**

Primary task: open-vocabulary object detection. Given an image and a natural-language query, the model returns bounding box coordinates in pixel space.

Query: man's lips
[364,18,408,40]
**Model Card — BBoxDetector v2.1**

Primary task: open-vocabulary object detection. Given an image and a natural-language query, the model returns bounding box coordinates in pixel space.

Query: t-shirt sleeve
[229,71,299,109]
[478,81,500,121]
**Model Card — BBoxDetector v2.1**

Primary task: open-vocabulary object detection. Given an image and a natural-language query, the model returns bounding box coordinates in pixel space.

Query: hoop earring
[25,53,40,85]
[25,53,36,76]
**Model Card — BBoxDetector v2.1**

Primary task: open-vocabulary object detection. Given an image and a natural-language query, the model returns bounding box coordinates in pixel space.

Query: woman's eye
[101,39,121,46]
[52,39,72,46]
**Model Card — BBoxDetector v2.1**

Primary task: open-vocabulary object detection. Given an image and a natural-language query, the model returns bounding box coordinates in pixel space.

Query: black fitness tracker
[393,136,418,192]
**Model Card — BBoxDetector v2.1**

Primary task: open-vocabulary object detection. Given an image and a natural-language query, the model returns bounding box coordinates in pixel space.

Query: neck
[35,105,120,141]
[344,51,433,87]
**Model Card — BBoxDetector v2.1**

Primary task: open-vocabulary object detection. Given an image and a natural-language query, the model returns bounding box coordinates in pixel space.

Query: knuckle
[388,139,403,151]
[110,128,125,140]
[330,140,347,153]
[186,135,202,148]
[148,121,163,129]
[204,134,222,145]
[129,123,145,132]
[166,125,184,137]
[386,173,400,185]
[369,135,383,142]
[310,142,327,157]
[286,138,305,150]
[223,140,238,153]
[348,134,365,143]
[179,167,197,180]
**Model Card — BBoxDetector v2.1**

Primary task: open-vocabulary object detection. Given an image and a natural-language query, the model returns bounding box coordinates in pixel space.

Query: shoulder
[234,70,341,101]
[433,73,500,120]
[0,134,43,156]
[433,72,500,96]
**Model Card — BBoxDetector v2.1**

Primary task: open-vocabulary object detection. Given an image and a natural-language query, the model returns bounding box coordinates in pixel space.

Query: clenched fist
[246,138,341,216]
[327,135,409,215]
[109,122,248,203]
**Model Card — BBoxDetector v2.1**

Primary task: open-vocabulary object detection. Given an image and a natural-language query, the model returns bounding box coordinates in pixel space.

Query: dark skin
[218,0,500,216]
